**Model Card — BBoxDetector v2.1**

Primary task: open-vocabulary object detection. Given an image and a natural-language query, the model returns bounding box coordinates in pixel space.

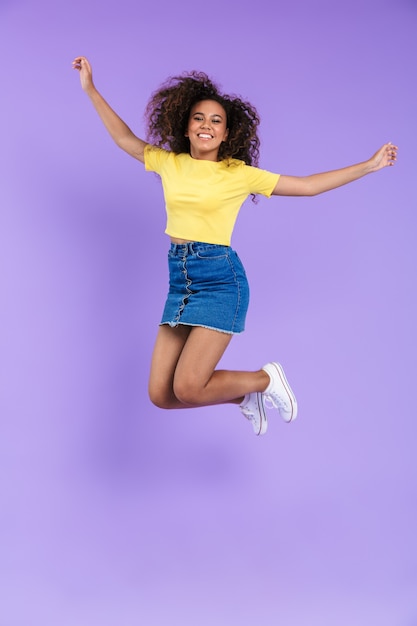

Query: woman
[72,56,397,436]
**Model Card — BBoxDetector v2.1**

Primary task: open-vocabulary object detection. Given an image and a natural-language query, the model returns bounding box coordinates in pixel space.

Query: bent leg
[148,324,269,410]
[173,326,269,406]
[148,325,296,432]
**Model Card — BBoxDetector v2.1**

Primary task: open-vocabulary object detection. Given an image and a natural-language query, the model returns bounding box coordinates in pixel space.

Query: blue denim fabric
[160,242,250,334]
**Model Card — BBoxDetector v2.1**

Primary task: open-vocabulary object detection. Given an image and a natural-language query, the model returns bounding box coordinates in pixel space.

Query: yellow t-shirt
[144,145,280,245]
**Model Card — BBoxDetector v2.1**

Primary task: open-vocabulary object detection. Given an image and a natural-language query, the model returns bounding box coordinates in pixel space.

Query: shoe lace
[241,405,255,421]
[264,393,289,412]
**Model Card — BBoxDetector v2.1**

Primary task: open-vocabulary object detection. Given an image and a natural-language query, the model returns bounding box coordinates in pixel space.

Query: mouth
[197,133,213,140]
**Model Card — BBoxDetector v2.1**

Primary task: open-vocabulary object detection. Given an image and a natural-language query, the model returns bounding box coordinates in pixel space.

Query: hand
[72,56,94,92]
[368,142,398,172]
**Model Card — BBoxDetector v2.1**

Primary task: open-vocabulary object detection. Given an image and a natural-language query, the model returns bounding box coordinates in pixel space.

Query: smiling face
[185,99,229,161]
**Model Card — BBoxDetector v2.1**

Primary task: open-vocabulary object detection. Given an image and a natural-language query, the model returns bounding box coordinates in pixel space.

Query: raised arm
[272,143,398,196]
[72,56,148,163]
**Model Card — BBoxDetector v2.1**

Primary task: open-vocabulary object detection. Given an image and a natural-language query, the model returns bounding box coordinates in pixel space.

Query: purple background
[1,0,416,624]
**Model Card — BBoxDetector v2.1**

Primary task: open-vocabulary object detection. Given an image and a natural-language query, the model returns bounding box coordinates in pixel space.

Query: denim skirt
[160,242,250,334]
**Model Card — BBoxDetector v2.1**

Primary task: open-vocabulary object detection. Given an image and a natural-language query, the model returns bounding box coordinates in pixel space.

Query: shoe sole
[254,392,268,435]
[269,362,298,422]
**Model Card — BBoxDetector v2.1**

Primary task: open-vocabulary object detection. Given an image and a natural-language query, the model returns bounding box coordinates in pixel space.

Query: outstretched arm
[72,56,148,163]
[272,143,398,196]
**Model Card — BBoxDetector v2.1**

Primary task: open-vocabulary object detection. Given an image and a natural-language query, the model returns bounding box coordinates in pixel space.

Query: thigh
[148,325,191,404]
[174,326,233,388]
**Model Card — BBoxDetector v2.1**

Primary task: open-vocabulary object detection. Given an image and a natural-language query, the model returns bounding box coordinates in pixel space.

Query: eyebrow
[193,111,224,119]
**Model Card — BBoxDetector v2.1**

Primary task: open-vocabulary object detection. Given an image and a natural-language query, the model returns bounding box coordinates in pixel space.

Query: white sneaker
[262,362,297,423]
[240,392,267,436]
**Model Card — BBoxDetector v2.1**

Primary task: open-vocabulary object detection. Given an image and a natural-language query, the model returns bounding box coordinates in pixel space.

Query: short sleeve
[144,145,168,173]
[243,165,280,197]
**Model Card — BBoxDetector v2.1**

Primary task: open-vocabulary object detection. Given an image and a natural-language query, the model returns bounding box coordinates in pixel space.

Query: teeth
[198,134,212,139]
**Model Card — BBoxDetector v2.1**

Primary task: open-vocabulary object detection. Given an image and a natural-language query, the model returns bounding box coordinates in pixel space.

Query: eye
[193,115,203,121]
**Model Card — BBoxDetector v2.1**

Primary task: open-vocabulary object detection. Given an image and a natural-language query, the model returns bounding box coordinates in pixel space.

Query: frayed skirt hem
[159,321,243,336]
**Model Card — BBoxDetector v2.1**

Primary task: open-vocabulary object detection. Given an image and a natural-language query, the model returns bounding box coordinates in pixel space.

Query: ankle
[260,369,271,393]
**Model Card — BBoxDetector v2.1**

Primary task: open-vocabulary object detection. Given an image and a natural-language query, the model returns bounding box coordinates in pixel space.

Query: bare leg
[148,325,191,409]
[148,325,269,409]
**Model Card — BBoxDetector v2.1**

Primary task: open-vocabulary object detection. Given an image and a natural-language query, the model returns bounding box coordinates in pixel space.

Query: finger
[72,56,87,69]
[388,146,398,165]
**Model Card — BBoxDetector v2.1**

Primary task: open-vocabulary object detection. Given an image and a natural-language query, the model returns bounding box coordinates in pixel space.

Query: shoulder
[144,145,180,171]
[144,144,170,160]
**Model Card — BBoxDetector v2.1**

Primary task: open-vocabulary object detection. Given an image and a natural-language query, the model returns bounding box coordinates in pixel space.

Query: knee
[172,378,202,406]
[148,386,177,410]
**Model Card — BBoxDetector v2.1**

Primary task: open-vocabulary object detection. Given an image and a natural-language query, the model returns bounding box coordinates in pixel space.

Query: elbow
[116,134,131,149]
[304,179,326,197]
[303,181,319,196]
[298,176,320,197]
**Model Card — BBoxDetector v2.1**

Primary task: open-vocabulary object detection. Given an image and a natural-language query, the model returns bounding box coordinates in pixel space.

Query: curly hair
[144,71,260,166]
